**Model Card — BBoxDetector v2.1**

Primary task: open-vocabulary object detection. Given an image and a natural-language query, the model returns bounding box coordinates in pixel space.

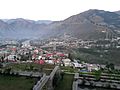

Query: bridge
[33,66,61,90]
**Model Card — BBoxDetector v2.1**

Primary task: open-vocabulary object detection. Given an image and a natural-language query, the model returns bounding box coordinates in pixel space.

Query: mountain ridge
[0,9,120,39]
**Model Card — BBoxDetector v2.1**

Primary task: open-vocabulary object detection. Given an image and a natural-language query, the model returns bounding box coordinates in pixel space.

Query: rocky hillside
[48,9,120,40]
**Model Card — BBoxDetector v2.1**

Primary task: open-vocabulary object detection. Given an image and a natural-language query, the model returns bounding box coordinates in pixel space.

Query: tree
[109,63,115,70]
[0,63,3,68]
[94,70,102,80]
[20,55,28,61]
[106,63,115,72]
[14,56,17,61]
[1,56,4,63]
[4,68,11,75]
[29,64,34,70]
[68,53,74,61]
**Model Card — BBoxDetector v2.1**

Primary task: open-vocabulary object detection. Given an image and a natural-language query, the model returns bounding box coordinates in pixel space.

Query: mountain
[2,19,53,25]
[36,20,52,24]
[115,10,120,15]
[47,9,120,40]
[0,18,51,39]
[0,20,15,38]
[0,9,120,40]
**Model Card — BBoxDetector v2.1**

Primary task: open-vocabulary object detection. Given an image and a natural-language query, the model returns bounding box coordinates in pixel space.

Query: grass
[0,75,38,90]
[0,63,55,90]
[3,63,55,75]
[54,74,74,90]
[5,63,55,70]
[61,66,78,73]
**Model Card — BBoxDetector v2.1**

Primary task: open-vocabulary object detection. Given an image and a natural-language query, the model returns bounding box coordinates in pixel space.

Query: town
[0,0,120,90]
[0,35,120,90]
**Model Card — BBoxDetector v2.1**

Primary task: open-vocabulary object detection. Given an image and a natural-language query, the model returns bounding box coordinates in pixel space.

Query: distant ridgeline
[0,9,120,40]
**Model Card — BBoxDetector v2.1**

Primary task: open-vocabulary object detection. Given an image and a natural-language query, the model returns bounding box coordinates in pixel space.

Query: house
[87,64,100,72]
[34,60,45,64]
[72,62,82,68]
[45,60,54,64]
[62,58,72,66]
[5,55,18,61]
[72,60,84,68]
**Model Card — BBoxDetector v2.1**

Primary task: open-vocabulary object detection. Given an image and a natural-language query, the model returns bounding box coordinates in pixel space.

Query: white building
[87,64,100,72]
[62,58,72,66]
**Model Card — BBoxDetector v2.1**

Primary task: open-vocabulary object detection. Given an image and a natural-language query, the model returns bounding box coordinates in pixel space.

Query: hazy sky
[0,0,120,21]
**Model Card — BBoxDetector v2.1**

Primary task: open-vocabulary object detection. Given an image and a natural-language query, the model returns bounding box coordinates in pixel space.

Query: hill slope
[48,9,120,40]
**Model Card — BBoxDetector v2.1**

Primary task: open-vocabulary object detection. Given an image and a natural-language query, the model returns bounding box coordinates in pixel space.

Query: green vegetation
[70,48,120,65]
[103,63,120,75]
[93,70,102,80]
[0,75,37,90]
[54,74,74,90]
[6,63,54,70]
[61,66,78,73]
[2,63,55,75]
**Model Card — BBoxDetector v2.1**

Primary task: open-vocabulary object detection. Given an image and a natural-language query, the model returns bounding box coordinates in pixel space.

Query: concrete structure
[33,66,61,90]
[72,73,120,90]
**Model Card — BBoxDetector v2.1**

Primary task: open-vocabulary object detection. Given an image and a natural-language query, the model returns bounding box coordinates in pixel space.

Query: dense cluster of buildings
[30,34,120,50]
[0,39,102,72]
[1,34,120,72]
